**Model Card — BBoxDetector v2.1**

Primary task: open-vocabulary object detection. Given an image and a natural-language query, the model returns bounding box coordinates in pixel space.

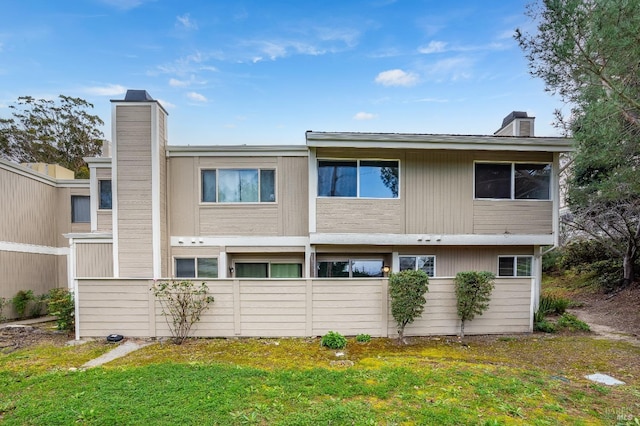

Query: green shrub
[48,288,75,331]
[321,331,347,349]
[541,248,562,273]
[356,333,371,343]
[12,290,34,319]
[560,240,609,269]
[151,280,215,345]
[539,295,570,316]
[389,270,429,344]
[454,271,495,338]
[0,297,7,322]
[534,320,556,333]
[29,294,49,318]
[557,313,590,331]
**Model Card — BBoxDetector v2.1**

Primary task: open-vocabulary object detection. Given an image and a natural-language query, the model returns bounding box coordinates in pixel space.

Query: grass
[0,335,639,425]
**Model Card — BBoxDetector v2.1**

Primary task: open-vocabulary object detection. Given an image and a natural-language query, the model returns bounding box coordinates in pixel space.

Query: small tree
[454,271,495,338]
[388,270,429,344]
[151,280,214,345]
[48,288,75,331]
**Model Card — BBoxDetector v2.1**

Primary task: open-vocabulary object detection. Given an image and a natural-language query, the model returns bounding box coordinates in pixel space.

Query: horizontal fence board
[77,278,532,338]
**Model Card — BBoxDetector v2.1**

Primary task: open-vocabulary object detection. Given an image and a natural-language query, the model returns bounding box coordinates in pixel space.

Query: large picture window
[71,195,90,223]
[498,256,532,277]
[175,258,218,278]
[201,169,275,203]
[317,259,384,278]
[399,255,436,277]
[318,160,398,198]
[475,162,551,200]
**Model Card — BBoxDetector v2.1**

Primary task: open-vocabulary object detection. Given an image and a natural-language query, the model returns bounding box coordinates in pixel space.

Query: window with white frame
[99,179,112,210]
[498,256,533,277]
[318,160,399,198]
[71,195,90,223]
[475,162,551,200]
[175,258,218,278]
[234,262,302,278]
[317,259,385,278]
[399,255,436,277]
[201,169,275,203]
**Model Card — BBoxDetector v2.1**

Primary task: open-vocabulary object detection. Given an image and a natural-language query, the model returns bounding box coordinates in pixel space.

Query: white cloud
[156,99,176,109]
[169,78,188,87]
[176,14,198,30]
[375,69,419,87]
[427,57,473,81]
[414,98,449,103]
[186,91,207,102]
[83,84,127,96]
[418,41,448,54]
[353,112,377,120]
[99,0,148,10]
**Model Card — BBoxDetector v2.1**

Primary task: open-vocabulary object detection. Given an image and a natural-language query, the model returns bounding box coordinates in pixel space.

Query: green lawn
[0,335,638,425]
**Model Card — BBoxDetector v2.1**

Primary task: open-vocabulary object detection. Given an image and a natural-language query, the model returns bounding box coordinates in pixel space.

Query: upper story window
[474,162,551,200]
[71,195,90,223]
[99,180,112,210]
[201,169,276,203]
[399,255,436,277]
[498,255,533,277]
[318,160,399,198]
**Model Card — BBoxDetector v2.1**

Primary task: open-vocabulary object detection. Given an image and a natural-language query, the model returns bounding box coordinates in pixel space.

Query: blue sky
[0,0,564,146]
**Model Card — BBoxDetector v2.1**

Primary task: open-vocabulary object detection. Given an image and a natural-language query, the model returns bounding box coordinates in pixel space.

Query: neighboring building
[4,90,574,337]
[0,160,89,318]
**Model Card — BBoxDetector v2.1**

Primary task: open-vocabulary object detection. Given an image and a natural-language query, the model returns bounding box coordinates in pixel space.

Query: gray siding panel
[76,243,113,277]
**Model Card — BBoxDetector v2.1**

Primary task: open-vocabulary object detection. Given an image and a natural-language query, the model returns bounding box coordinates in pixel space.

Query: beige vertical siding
[115,105,154,277]
[404,150,473,234]
[170,156,305,237]
[77,277,532,338]
[168,157,197,236]
[278,156,308,236]
[473,201,552,234]
[0,252,60,318]
[393,278,532,336]
[76,243,114,277]
[78,279,152,337]
[0,167,58,246]
[158,111,168,277]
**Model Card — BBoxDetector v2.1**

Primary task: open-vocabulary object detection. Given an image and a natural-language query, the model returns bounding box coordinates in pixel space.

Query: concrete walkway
[82,340,153,368]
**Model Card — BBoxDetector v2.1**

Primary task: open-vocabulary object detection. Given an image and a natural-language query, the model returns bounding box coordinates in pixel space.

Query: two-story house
[60,90,572,339]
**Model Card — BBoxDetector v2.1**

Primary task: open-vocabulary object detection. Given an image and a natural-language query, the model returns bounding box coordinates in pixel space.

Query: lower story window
[317,259,384,278]
[399,255,435,277]
[175,258,218,278]
[498,256,532,277]
[235,262,302,278]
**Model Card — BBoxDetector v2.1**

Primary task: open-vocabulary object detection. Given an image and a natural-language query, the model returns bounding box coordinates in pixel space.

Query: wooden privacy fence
[76,278,533,339]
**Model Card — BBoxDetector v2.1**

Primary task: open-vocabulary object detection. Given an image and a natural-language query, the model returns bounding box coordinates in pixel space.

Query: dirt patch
[569,283,640,344]
[0,324,70,353]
